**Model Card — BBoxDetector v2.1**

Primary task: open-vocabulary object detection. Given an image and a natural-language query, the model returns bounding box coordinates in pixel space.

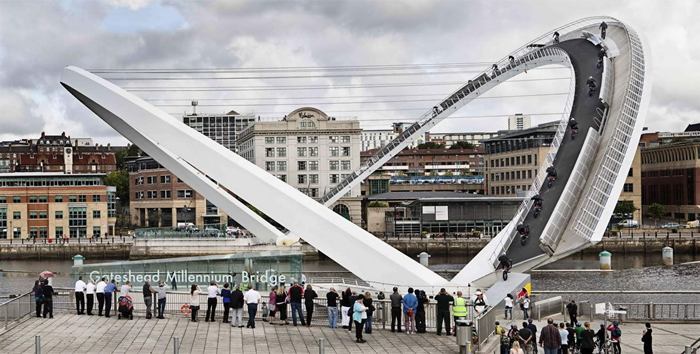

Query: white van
[617,219,639,228]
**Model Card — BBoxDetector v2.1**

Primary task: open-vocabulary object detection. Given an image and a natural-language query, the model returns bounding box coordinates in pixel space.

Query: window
[135,191,144,200]
[147,176,156,184]
[29,211,38,219]
[341,147,351,156]
[0,197,5,204]
[297,147,307,157]
[297,136,307,143]
[276,148,286,157]
[277,161,287,171]
[146,191,157,199]
[92,195,101,202]
[93,210,101,218]
[13,196,20,203]
[265,161,275,171]
[55,211,63,219]
[93,226,101,237]
[78,195,86,202]
[341,161,351,170]
[278,175,287,182]
[38,211,47,219]
[298,161,307,171]
[330,174,339,184]
[55,226,63,238]
[309,147,318,157]
[177,190,193,198]
[309,136,318,143]
[54,195,63,202]
[309,161,318,171]
[29,196,38,203]
[330,136,339,143]
[265,148,275,157]
[160,175,171,184]
[298,174,307,184]
[276,137,286,144]
[160,190,171,199]
[135,176,144,185]
[329,146,339,157]
[329,161,339,170]
[13,211,20,219]
[310,174,319,184]
[265,137,275,144]
[341,136,351,143]
[623,183,634,192]
[628,168,633,177]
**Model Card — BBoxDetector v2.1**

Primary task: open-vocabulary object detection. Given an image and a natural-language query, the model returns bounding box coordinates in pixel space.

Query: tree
[449,141,475,149]
[647,203,665,227]
[614,200,637,217]
[104,170,130,203]
[416,141,445,149]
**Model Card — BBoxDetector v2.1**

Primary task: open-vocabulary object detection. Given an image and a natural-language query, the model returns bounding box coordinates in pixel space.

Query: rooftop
[367,191,523,202]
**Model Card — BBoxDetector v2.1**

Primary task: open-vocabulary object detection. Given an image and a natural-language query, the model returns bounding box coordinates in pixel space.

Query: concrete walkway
[0,314,458,353]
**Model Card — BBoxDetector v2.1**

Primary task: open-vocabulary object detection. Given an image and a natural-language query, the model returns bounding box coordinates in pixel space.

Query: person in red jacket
[607,321,622,353]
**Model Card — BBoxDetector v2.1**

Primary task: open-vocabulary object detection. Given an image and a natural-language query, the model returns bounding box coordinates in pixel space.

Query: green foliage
[104,170,130,203]
[368,201,389,208]
[449,141,476,149]
[614,200,637,215]
[647,203,665,220]
[416,141,445,149]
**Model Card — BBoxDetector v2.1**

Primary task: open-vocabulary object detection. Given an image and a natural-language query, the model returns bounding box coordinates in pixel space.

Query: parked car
[617,219,639,228]
[660,222,682,229]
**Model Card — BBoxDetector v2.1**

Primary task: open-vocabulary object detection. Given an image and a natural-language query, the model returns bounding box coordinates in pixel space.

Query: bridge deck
[507,38,605,264]
[0,314,458,354]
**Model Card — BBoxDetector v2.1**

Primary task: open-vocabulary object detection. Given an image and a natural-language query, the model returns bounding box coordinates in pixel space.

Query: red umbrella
[39,271,54,279]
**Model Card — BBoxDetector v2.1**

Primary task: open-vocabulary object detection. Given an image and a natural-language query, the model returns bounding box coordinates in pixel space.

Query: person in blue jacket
[402,288,418,334]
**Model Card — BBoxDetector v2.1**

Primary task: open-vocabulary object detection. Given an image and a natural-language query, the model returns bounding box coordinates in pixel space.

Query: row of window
[135,175,172,185]
[488,154,536,168]
[270,174,350,185]
[263,136,351,144]
[490,170,535,182]
[490,185,530,195]
[134,190,190,200]
[0,195,101,203]
[24,210,102,219]
[264,160,352,172]
[0,178,104,187]
[4,226,103,238]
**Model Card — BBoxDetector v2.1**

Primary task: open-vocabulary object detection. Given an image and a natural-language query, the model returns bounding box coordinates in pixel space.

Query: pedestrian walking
[389,287,403,332]
[539,318,561,354]
[205,281,219,322]
[520,295,530,320]
[527,318,538,352]
[156,281,167,319]
[304,284,317,326]
[32,280,44,317]
[171,277,177,291]
[221,283,232,323]
[595,324,606,354]
[363,291,375,334]
[74,276,86,315]
[553,31,560,44]
[267,286,277,322]
[415,290,427,333]
[599,21,608,39]
[353,294,367,343]
[96,277,106,316]
[504,293,514,320]
[326,287,339,328]
[85,280,96,315]
[288,281,306,326]
[452,291,468,336]
[567,300,578,326]
[41,280,54,318]
[103,279,116,318]
[434,288,453,335]
[559,322,569,354]
[607,321,622,353]
[275,285,288,325]
[403,288,417,334]
[341,288,353,329]
[567,323,577,352]
[230,284,244,327]
[189,284,201,322]
[580,322,596,354]
[496,321,509,354]
[143,281,156,319]
[244,286,261,328]
[642,322,653,354]
[517,322,533,353]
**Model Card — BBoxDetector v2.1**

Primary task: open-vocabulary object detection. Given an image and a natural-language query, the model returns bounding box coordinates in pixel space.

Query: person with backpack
[607,321,622,353]
[495,321,509,354]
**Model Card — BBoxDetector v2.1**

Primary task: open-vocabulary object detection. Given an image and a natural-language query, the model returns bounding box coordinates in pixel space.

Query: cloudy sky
[0,0,697,145]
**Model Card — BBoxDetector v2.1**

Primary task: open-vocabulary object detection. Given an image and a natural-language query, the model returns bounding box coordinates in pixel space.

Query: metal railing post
[35,335,41,354]
[318,338,325,354]
[173,337,180,354]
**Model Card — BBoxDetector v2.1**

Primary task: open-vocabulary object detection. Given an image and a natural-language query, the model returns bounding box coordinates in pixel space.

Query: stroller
[117,295,134,320]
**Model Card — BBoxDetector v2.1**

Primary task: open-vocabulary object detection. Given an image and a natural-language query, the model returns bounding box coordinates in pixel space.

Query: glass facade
[69,206,87,238]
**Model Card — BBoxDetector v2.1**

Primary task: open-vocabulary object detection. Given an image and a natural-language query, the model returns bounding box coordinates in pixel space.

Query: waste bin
[616,307,627,323]
[455,320,472,354]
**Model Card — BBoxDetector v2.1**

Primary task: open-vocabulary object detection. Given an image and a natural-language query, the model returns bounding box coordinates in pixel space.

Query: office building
[127,157,230,227]
[0,173,116,239]
[183,111,256,152]
[361,129,397,152]
[426,132,501,147]
[237,107,362,223]
[507,113,531,131]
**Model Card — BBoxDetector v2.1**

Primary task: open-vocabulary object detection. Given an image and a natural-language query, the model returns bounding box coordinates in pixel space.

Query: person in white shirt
[85,280,96,315]
[504,294,514,320]
[95,277,107,316]
[205,282,220,322]
[189,284,201,322]
[119,281,131,297]
[244,287,261,328]
[74,276,87,315]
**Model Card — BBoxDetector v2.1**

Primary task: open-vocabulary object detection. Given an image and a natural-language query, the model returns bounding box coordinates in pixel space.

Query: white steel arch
[61,16,647,291]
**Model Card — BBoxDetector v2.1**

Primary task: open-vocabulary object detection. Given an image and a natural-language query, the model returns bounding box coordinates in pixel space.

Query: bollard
[662,246,674,266]
[417,252,431,267]
[318,338,325,354]
[685,345,691,354]
[35,335,41,354]
[455,320,473,354]
[173,337,180,354]
[599,250,612,270]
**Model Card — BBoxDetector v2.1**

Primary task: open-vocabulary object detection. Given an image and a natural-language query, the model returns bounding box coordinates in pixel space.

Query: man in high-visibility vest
[452,291,468,336]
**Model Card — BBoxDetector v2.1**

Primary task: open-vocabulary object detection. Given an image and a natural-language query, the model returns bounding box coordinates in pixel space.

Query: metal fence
[614,303,700,321]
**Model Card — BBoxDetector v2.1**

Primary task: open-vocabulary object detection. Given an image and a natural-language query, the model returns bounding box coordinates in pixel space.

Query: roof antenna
[191,100,198,116]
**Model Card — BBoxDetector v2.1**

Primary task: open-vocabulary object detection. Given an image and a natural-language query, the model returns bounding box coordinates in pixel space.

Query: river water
[2,252,700,304]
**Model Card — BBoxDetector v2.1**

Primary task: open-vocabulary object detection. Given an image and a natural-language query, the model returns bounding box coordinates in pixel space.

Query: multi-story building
[618,145,643,223]
[0,132,118,174]
[426,132,501,147]
[361,129,397,152]
[237,107,362,223]
[484,121,559,196]
[507,113,531,131]
[127,157,230,228]
[362,147,485,176]
[183,111,256,152]
[0,173,116,239]
[640,130,700,222]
